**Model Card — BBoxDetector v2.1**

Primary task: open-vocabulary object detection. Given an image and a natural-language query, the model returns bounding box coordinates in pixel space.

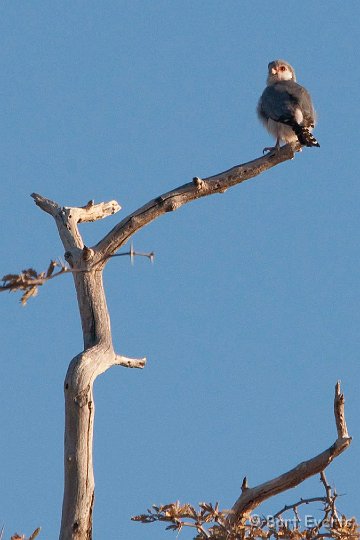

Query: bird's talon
[262,146,278,154]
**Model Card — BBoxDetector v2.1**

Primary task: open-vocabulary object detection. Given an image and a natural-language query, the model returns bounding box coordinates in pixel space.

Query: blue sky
[1,1,359,538]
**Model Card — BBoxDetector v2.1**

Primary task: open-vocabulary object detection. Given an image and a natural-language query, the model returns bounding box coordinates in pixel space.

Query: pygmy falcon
[257,59,320,152]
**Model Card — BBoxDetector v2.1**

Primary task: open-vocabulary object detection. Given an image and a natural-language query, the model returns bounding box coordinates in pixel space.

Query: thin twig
[109,242,154,263]
[95,143,300,260]
[272,496,327,520]
[1,242,154,304]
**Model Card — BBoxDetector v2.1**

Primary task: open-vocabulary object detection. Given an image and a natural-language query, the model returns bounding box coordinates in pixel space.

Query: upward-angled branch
[1,145,299,307]
[95,143,300,262]
[228,382,352,524]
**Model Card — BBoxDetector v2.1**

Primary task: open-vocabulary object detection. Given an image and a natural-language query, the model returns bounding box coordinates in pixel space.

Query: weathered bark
[95,143,300,260]
[31,143,310,540]
[60,267,146,539]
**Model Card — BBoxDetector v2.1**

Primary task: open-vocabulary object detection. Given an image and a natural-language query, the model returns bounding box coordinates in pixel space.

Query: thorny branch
[1,244,154,304]
[272,496,327,521]
[132,477,359,539]
[133,383,356,539]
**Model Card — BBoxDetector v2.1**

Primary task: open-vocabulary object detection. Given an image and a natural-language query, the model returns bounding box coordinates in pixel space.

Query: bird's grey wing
[294,84,316,127]
[258,82,315,127]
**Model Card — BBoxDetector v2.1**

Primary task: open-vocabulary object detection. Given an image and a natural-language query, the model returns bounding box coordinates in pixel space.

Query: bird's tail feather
[279,117,320,147]
[292,124,320,147]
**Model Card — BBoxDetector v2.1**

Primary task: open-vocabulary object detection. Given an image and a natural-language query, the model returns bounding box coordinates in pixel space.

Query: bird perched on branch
[257,59,320,153]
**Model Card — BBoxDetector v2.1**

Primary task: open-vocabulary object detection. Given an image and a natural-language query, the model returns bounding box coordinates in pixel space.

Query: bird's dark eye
[279,66,286,71]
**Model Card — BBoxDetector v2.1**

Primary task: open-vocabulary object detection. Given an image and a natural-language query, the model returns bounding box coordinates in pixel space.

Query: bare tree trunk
[31,197,147,539]
[59,265,145,539]
[61,270,109,539]
[30,144,316,539]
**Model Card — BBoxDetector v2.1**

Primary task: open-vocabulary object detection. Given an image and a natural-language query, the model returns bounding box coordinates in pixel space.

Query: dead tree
[8,143,351,539]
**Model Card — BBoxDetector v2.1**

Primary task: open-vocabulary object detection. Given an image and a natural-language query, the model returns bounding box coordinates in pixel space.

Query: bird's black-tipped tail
[293,124,320,148]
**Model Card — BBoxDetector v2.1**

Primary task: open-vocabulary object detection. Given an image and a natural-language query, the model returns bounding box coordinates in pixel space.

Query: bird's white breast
[266,119,298,143]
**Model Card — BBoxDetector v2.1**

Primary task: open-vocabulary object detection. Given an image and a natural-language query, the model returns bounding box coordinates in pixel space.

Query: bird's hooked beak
[271,67,278,75]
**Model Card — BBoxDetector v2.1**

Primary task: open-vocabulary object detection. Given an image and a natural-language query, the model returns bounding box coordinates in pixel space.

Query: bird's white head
[267,60,296,84]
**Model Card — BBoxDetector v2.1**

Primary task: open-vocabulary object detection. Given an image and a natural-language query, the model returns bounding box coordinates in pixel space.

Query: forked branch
[31,194,121,251]
[31,194,120,222]
[229,381,352,524]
